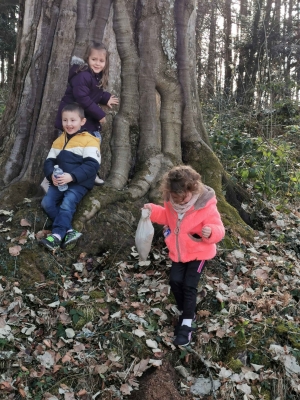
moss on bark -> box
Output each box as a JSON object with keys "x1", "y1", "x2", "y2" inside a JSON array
[{"x1": 183, "y1": 140, "x2": 254, "y2": 242}]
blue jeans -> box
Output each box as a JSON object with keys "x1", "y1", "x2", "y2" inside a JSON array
[
  {"x1": 92, "y1": 131, "x2": 102, "y2": 143},
  {"x1": 41, "y1": 185, "x2": 88, "y2": 239}
]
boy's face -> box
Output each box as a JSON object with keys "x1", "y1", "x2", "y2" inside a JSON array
[{"x1": 62, "y1": 111, "x2": 86, "y2": 135}]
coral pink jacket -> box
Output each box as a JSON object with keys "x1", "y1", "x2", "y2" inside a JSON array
[{"x1": 149, "y1": 186, "x2": 225, "y2": 263}]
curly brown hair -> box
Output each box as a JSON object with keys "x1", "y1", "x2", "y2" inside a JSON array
[
  {"x1": 79, "y1": 42, "x2": 109, "y2": 88},
  {"x1": 160, "y1": 165, "x2": 204, "y2": 201}
]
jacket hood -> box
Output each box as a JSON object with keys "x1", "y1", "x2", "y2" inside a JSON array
[
  {"x1": 194, "y1": 185, "x2": 216, "y2": 210},
  {"x1": 68, "y1": 56, "x2": 87, "y2": 81},
  {"x1": 71, "y1": 56, "x2": 86, "y2": 67},
  {"x1": 68, "y1": 56, "x2": 103, "y2": 83}
]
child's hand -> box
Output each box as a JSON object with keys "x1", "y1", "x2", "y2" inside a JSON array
[
  {"x1": 202, "y1": 226, "x2": 212, "y2": 238},
  {"x1": 107, "y1": 95, "x2": 119, "y2": 108},
  {"x1": 52, "y1": 174, "x2": 59, "y2": 186},
  {"x1": 55, "y1": 173, "x2": 73, "y2": 186},
  {"x1": 99, "y1": 117, "x2": 106, "y2": 124},
  {"x1": 143, "y1": 204, "x2": 152, "y2": 212}
]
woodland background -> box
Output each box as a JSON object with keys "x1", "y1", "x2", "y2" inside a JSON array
[{"x1": 0, "y1": 0, "x2": 299, "y2": 399}]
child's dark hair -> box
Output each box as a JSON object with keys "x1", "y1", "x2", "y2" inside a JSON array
[
  {"x1": 81, "y1": 42, "x2": 109, "y2": 88},
  {"x1": 62, "y1": 103, "x2": 85, "y2": 119},
  {"x1": 160, "y1": 165, "x2": 204, "y2": 201}
]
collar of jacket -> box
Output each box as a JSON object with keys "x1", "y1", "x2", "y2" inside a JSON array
[
  {"x1": 64, "y1": 129, "x2": 88, "y2": 140},
  {"x1": 166, "y1": 186, "x2": 216, "y2": 217},
  {"x1": 194, "y1": 185, "x2": 215, "y2": 210}
]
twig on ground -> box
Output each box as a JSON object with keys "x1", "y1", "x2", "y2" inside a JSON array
[{"x1": 184, "y1": 346, "x2": 217, "y2": 400}]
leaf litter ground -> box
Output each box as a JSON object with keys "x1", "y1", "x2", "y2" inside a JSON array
[{"x1": 0, "y1": 199, "x2": 300, "y2": 399}]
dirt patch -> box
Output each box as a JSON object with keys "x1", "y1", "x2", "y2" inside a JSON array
[{"x1": 128, "y1": 362, "x2": 193, "y2": 400}]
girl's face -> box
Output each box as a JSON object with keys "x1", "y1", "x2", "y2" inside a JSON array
[
  {"x1": 88, "y1": 49, "x2": 106, "y2": 74},
  {"x1": 171, "y1": 191, "x2": 193, "y2": 205}
]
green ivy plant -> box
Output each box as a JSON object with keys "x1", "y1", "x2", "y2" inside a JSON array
[{"x1": 210, "y1": 127, "x2": 300, "y2": 199}]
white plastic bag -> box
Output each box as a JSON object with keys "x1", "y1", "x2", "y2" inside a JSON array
[{"x1": 135, "y1": 208, "x2": 154, "y2": 261}]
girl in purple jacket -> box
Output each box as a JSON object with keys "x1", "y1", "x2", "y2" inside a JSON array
[{"x1": 55, "y1": 43, "x2": 119, "y2": 184}]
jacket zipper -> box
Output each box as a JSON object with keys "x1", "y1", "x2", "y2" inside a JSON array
[
  {"x1": 173, "y1": 208, "x2": 196, "y2": 262},
  {"x1": 62, "y1": 131, "x2": 82, "y2": 150},
  {"x1": 174, "y1": 214, "x2": 187, "y2": 262}
]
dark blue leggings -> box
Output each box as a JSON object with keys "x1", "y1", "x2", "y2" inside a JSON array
[{"x1": 169, "y1": 260, "x2": 205, "y2": 319}]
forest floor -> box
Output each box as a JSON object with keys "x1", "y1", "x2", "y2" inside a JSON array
[{"x1": 0, "y1": 194, "x2": 300, "y2": 400}]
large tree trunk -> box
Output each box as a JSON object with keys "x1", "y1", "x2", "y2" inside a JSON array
[{"x1": 0, "y1": 0, "x2": 251, "y2": 264}]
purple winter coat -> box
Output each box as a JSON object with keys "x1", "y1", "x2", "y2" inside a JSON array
[{"x1": 55, "y1": 63, "x2": 111, "y2": 133}]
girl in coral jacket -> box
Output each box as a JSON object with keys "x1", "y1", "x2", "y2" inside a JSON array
[{"x1": 143, "y1": 165, "x2": 225, "y2": 346}]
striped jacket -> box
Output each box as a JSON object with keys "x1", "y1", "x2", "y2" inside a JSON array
[{"x1": 44, "y1": 130, "x2": 100, "y2": 190}]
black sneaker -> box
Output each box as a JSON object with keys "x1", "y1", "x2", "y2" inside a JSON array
[
  {"x1": 174, "y1": 315, "x2": 184, "y2": 336},
  {"x1": 173, "y1": 325, "x2": 192, "y2": 346},
  {"x1": 174, "y1": 315, "x2": 197, "y2": 336},
  {"x1": 39, "y1": 234, "x2": 61, "y2": 250},
  {"x1": 61, "y1": 230, "x2": 82, "y2": 249}
]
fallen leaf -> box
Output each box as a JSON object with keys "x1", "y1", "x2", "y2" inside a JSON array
[
  {"x1": 18, "y1": 388, "x2": 26, "y2": 398},
  {"x1": 53, "y1": 365, "x2": 62, "y2": 373},
  {"x1": 108, "y1": 352, "x2": 121, "y2": 362},
  {"x1": 133, "y1": 329, "x2": 146, "y2": 337},
  {"x1": 62, "y1": 353, "x2": 72, "y2": 363},
  {"x1": 65, "y1": 328, "x2": 75, "y2": 338},
  {"x1": 0, "y1": 210, "x2": 13, "y2": 216},
  {"x1": 64, "y1": 393, "x2": 76, "y2": 400},
  {"x1": 94, "y1": 364, "x2": 109, "y2": 375},
  {"x1": 133, "y1": 358, "x2": 150, "y2": 377},
  {"x1": 231, "y1": 250, "x2": 245, "y2": 259},
  {"x1": 30, "y1": 365, "x2": 46, "y2": 377},
  {"x1": 9, "y1": 245, "x2": 22, "y2": 256},
  {"x1": 148, "y1": 359, "x2": 162, "y2": 367},
  {"x1": 111, "y1": 311, "x2": 121, "y2": 318},
  {"x1": 236, "y1": 383, "x2": 251, "y2": 395},
  {"x1": 20, "y1": 218, "x2": 31, "y2": 227},
  {"x1": 37, "y1": 351, "x2": 55, "y2": 369},
  {"x1": 146, "y1": 339, "x2": 158, "y2": 349},
  {"x1": 251, "y1": 363, "x2": 264, "y2": 371},
  {"x1": 77, "y1": 389, "x2": 87, "y2": 397},
  {"x1": 73, "y1": 342, "x2": 85, "y2": 352},
  {"x1": 219, "y1": 367, "x2": 232, "y2": 379},
  {"x1": 0, "y1": 381, "x2": 14, "y2": 392},
  {"x1": 253, "y1": 268, "x2": 269, "y2": 281},
  {"x1": 198, "y1": 310, "x2": 211, "y2": 317},
  {"x1": 120, "y1": 384, "x2": 132, "y2": 395}
]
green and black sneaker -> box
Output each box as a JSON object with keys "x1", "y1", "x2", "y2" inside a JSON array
[
  {"x1": 39, "y1": 234, "x2": 61, "y2": 251},
  {"x1": 61, "y1": 230, "x2": 82, "y2": 250}
]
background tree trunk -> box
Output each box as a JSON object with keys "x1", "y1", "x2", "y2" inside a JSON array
[
  {"x1": 204, "y1": 2, "x2": 216, "y2": 99},
  {"x1": 223, "y1": 0, "x2": 233, "y2": 99}
]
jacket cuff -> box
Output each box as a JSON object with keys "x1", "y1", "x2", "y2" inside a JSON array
[
  {"x1": 70, "y1": 173, "x2": 77, "y2": 182},
  {"x1": 100, "y1": 91, "x2": 111, "y2": 105},
  {"x1": 202, "y1": 225, "x2": 225, "y2": 244}
]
